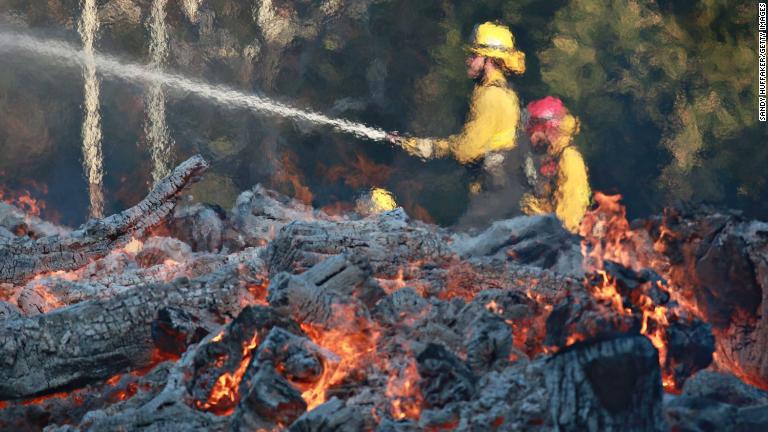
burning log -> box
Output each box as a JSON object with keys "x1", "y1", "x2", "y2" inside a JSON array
[
  {"x1": 0, "y1": 362, "x2": 176, "y2": 432},
  {"x1": 187, "y1": 306, "x2": 303, "y2": 415},
  {"x1": 544, "y1": 335, "x2": 665, "y2": 431},
  {"x1": 12, "y1": 250, "x2": 228, "y2": 316},
  {"x1": 231, "y1": 364, "x2": 307, "y2": 431},
  {"x1": 642, "y1": 207, "x2": 768, "y2": 389},
  {"x1": 0, "y1": 262, "x2": 253, "y2": 400},
  {"x1": 0, "y1": 155, "x2": 208, "y2": 285}
]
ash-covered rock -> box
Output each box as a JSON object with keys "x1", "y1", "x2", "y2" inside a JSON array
[{"x1": 170, "y1": 203, "x2": 226, "y2": 252}]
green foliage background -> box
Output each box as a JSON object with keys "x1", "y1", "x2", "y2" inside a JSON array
[
  {"x1": 0, "y1": 0, "x2": 765, "y2": 224},
  {"x1": 404, "y1": 0, "x2": 764, "y2": 218}
]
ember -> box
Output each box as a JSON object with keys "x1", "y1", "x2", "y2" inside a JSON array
[
  {"x1": 196, "y1": 334, "x2": 260, "y2": 414},
  {"x1": 1, "y1": 158, "x2": 767, "y2": 431}
]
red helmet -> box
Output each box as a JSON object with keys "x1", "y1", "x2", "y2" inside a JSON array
[{"x1": 527, "y1": 96, "x2": 567, "y2": 121}]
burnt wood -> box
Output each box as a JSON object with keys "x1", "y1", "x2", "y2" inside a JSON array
[{"x1": 0, "y1": 156, "x2": 208, "y2": 285}]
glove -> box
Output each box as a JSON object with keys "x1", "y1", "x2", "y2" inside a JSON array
[
  {"x1": 400, "y1": 137, "x2": 435, "y2": 160},
  {"x1": 386, "y1": 132, "x2": 404, "y2": 145}
]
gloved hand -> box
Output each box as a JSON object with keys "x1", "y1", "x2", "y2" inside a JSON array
[
  {"x1": 400, "y1": 137, "x2": 435, "y2": 160},
  {"x1": 386, "y1": 132, "x2": 404, "y2": 146}
]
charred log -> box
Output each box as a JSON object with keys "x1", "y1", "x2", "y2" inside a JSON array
[
  {"x1": 287, "y1": 397, "x2": 376, "y2": 432},
  {"x1": 266, "y1": 209, "x2": 454, "y2": 277},
  {"x1": 231, "y1": 364, "x2": 307, "y2": 431},
  {"x1": 0, "y1": 262, "x2": 251, "y2": 400},
  {"x1": 544, "y1": 335, "x2": 665, "y2": 432},
  {"x1": 645, "y1": 208, "x2": 768, "y2": 388},
  {"x1": 267, "y1": 253, "x2": 376, "y2": 329},
  {"x1": 169, "y1": 203, "x2": 226, "y2": 252},
  {"x1": 151, "y1": 307, "x2": 212, "y2": 357},
  {"x1": 0, "y1": 156, "x2": 209, "y2": 285},
  {"x1": 416, "y1": 343, "x2": 476, "y2": 409},
  {"x1": 225, "y1": 184, "x2": 328, "y2": 250}
]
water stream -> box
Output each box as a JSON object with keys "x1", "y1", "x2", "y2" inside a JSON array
[
  {"x1": 76, "y1": 0, "x2": 104, "y2": 218},
  {"x1": 145, "y1": 0, "x2": 174, "y2": 185},
  {"x1": 0, "y1": 30, "x2": 389, "y2": 143}
]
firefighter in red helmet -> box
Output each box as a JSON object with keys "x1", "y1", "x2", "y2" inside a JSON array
[{"x1": 521, "y1": 96, "x2": 591, "y2": 232}]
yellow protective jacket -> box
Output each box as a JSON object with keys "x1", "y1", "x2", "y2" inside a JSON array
[
  {"x1": 520, "y1": 128, "x2": 591, "y2": 233},
  {"x1": 420, "y1": 69, "x2": 521, "y2": 164}
]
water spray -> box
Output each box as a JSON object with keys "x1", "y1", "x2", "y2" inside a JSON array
[
  {"x1": 76, "y1": 1, "x2": 104, "y2": 218},
  {"x1": 0, "y1": 30, "x2": 390, "y2": 142},
  {"x1": 145, "y1": 0, "x2": 175, "y2": 185}
]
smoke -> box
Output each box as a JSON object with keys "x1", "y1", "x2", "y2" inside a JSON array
[
  {"x1": 77, "y1": 0, "x2": 104, "y2": 218},
  {"x1": 0, "y1": 31, "x2": 389, "y2": 142},
  {"x1": 145, "y1": 0, "x2": 174, "y2": 185}
]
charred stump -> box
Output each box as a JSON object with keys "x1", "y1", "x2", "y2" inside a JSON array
[{"x1": 544, "y1": 335, "x2": 665, "y2": 432}]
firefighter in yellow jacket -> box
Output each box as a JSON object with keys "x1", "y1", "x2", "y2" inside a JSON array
[
  {"x1": 521, "y1": 96, "x2": 590, "y2": 232},
  {"x1": 387, "y1": 22, "x2": 525, "y2": 192}
]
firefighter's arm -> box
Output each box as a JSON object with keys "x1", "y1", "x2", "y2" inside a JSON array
[
  {"x1": 554, "y1": 147, "x2": 591, "y2": 233},
  {"x1": 445, "y1": 87, "x2": 518, "y2": 164},
  {"x1": 397, "y1": 87, "x2": 518, "y2": 163}
]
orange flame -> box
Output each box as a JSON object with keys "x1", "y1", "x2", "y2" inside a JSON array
[
  {"x1": 0, "y1": 186, "x2": 46, "y2": 217},
  {"x1": 298, "y1": 304, "x2": 381, "y2": 411},
  {"x1": 195, "y1": 333, "x2": 260, "y2": 415},
  {"x1": 385, "y1": 357, "x2": 423, "y2": 420},
  {"x1": 579, "y1": 193, "x2": 684, "y2": 391}
]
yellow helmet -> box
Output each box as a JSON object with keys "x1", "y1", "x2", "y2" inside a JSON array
[
  {"x1": 469, "y1": 22, "x2": 526, "y2": 75},
  {"x1": 356, "y1": 187, "x2": 398, "y2": 215}
]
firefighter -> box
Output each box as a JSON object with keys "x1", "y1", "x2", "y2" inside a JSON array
[
  {"x1": 387, "y1": 21, "x2": 526, "y2": 192},
  {"x1": 521, "y1": 96, "x2": 591, "y2": 233}
]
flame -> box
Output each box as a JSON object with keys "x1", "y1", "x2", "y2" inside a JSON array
[
  {"x1": 385, "y1": 357, "x2": 423, "y2": 420},
  {"x1": 578, "y1": 193, "x2": 692, "y2": 391},
  {"x1": 485, "y1": 300, "x2": 502, "y2": 314},
  {"x1": 195, "y1": 333, "x2": 260, "y2": 415},
  {"x1": 0, "y1": 183, "x2": 47, "y2": 218},
  {"x1": 591, "y1": 270, "x2": 629, "y2": 314},
  {"x1": 319, "y1": 152, "x2": 393, "y2": 189},
  {"x1": 298, "y1": 305, "x2": 380, "y2": 411},
  {"x1": 271, "y1": 152, "x2": 313, "y2": 205}
]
